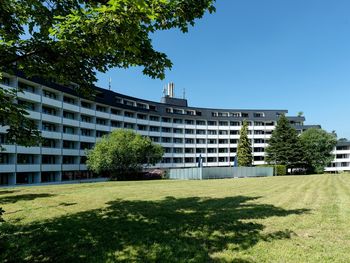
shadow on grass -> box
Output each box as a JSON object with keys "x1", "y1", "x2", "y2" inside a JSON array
[
  {"x1": 0, "y1": 193, "x2": 55, "y2": 204},
  {"x1": 0, "y1": 196, "x2": 309, "y2": 262},
  {"x1": 0, "y1": 190, "x2": 19, "y2": 196}
]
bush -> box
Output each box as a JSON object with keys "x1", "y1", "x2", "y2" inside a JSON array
[
  {"x1": 0, "y1": 207, "x2": 4, "y2": 222},
  {"x1": 261, "y1": 165, "x2": 287, "y2": 176}
]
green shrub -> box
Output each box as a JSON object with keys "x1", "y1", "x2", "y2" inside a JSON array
[
  {"x1": 261, "y1": 165, "x2": 287, "y2": 176},
  {"x1": 0, "y1": 207, "x2": 4, "y2": 222}
]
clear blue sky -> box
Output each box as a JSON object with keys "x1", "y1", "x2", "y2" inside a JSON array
[{"x1": 96, "y1": 0, "x2": 350, "y2": 139}]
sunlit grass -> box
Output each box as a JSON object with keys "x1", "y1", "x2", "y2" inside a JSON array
[{"x1": 1, "y1": 174, "x2": 350, "y2": 262}]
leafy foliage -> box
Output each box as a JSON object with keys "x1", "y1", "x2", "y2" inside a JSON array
[
  {"x1": 0, "y1": 0, "x2": 216, "y2": 89},
  {"x1": 86, "y1": 129, "x2": 164, "y2": 179},
  {"x1": 0, "y1": 0, "x2": 215, "y2": 146},
  {"x1": 265, "y1": 114, "x2": 305, "y2": 170},
  {"x1": 0, "y1": 207, "x2": 4, "y2": 222},
  {"x1": 237, "y1": 120, "x2": 252, "y2": 166},
  {"x1": 0, "y1": 78, "x2": 41, "y2": 149},
  {"x1": 300, "y1": 128, "x2": 337, "y2": 174}
]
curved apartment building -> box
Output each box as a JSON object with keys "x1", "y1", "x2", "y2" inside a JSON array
[{"x1": 0, "y1": 74, "x2": 317, "y2": 185}]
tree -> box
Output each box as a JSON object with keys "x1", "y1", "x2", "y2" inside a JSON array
[
  {"x1": 300, "y1": 128, "x2": 337, "y2": 174},
  {"x1": 0, "y1": 0, "x2": 215, "y2": 146},
  {"x1": 86, "y1": 129, "x2": 164, "y2": 179},
  {"x1": 265, "y1": 114, "x2": 304, "y2": 171},
  {"x1": 1, "y1": 0, "x2": 215, "y2": 89},
  {"x1": 0, "y1": 79, "x2": 41, "y2": 149},
  {"x1": 237, "y1": 120, "x2": 252, "y2": 166}
]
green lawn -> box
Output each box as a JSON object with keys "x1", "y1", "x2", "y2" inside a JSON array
[{"x1": 1, "y1": 174, "x2": 350, "y2": 262}]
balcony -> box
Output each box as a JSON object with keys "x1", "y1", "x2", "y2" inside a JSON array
[
  {"x1": 27, "y1": 110, "x2": 41, "y2": 120},
  {"x1": 63, "y1": 102, "x2": 80, "y2": 113},
  {"x1": 62, "y1": 118, "x2": 79, "y2": 127},
  {"x1": 96, "y1": 124, "x2": 110, "y2": 132},
  {"x1": 0, "y1": 145, "x2": 15, "y2": 153},
  {"x1": 95, "y1": 111, "x2": 110, "y2": 119},
  {"x1": 80, "y1": 122, "x2": 95, "y2": 129},
  {"x1": 17, "y1": 146, "x2": 40, "y2": 154},
  {"x1": 41, "y1": 147, "x2": 62, "y2": 155},
  {"x1": 80, "y1": 107, "x2": 95, "y2": 116},
  {"x1": 62, "y1": 133, "x2": 79, "y2": 141},
  {"x1": 62, "y1": 149, "x2": 80, "y2": 156},
  {"x1": 42, "y1": 131, "x2": 62, "y2": 139},
  {"x1": 17, "y1": 91, "x2": 41, "y2": 102},
  {"x1": 42, "y1": 113, "x2": 61, "y2": 124},
  {"x1": 62, "y1": 164, "x2": 80, "y2": 171},
  {"x1": 0, "y1": 164, "x2": 16, "y2": 173},
  {"x1": 41, "y1": 164, "x2": 61, "y2": 172},
  {"x1": 42, "y1": 96, "x2": 62, "y2": 108},
  {"x1": 17, "y1": 164, "x2": 41, "y2": 172}
]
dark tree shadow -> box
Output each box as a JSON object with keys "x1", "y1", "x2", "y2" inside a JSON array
[
  {"x1": 0, "y1": 193, "x2": 55, "y2": 204},
  {"x1": 0, "y1": 196, "x2": 309, "y2": 262},
  {"x1": 0, "y1": 190, "x2": 19, "y2": 196}
]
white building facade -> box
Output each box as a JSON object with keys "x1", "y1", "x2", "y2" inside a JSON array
[
  {"x1": 0, "y1": 74, "x2": 326, "y2": 185},
  {"x1": 325, "y1": 141, "x2": 350, "y2": 173}
]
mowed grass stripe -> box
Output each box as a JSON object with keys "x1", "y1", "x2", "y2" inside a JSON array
[{"x1": 1, "y1": 174, "x2": 350, "y2": 262}]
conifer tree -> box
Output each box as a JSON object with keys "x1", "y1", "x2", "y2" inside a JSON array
[
  {"x1": 265, "y1": 114, "x2": 304, "y2": 171},
  {"x1": 237, "y1": 120, "x2": 253, "y2": 166}
]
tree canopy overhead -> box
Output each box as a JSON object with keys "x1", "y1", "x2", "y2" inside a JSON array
[{"x1": 0, "y1": 0, "x2": 216, "y2": 90}]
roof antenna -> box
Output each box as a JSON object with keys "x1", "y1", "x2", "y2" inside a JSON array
[
  {"x1": 108, "y1": 77, "x2": 112, "y2": 90},
  {"x1": 183, "y1": 88, "x2": 186, "y2": 99}
]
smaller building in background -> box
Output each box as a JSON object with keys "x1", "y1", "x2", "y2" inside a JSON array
[{"x1": 326, "y1": 141, "x2": 350, "y2": 173}]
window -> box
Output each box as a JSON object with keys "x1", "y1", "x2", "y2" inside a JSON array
[
  {"x1": 81, "y1": 129, "x2": 92, "y2": 136},
  {"x1": 185, "y1": 157, "x2": 194, "y2": 163},
  {"x1": 230, "y1": 112, "x2": 240, "y2": 117},
  {"x1": 43, "y1": 90, "x2": 57, "y2": 99},
  {"x1": 208, "y1": 139, "x2": 217, "y2": 144},
  {"x1": 173, "y1": 128, "x2": 183, "y2": 134},
  {"x1": 81, "y1": 142, "x2": 93, "y2": 150},
  {"x1": 150, "y1": 136, "x2": 159, "y2": 142},
  {"x1": 137, "y1": 114, "x2": 147, "y2": 120},
  {"x1": 111, "y1": 121, "x2": 121, "y2": 127},
  {"x1": 219, "y1": 130, "x2": 228, "y2": 135},
  {"x1": 196, "y1": 130, "x2": 206, "y2": 135},
  {"x1": 63, "y1": 156, "x2": 75, "y2": 164},
  {"x1": 173, "y1": 158, "x2": 183, "y2": 163},
  {"x1": 185, "y1": 138, "x2": 194, "y2": 144},
  {"x1": 150, "y1": 126, "x2": 160, "y2": 132},
  {"x1": 137, "y1": 125, "x2": 147, "y2": 131},
  {"x1": 42, "y1": 155, "x2": 56, "y2": 164},
  {"x1": 81, "y1": 101, "x2": 92, "y2": 109},
  {"x1": 219, "y1": 139, "x2": 228, "y2": 144},
  {"x1": 230, "y1": 139, "x2": 238, "y2": 144},
  {"x1": 185, "y1": 148, "x2": 194, "y2": 153},
  {"x1": 123, "y1": 100, "x2": 135, "y2": 106},
  {"x1": 18, "y1": 82, "x2": 35, "y2": 93},
  {"x1": 96, "y1": 105, "x2": 107, "y2": 112},
  {"x1": 63, "y1": 111, "x2": 75, "y2": 120},
  {"x1": 96, "y1": 130, "x2": 108, "y2": 137},
  {"x1": 96, "y1": 118, "x2": 107, "y2": 125},
  {"x1": 173, "y1": 108, "x2": 183, "y2": 114},
  {"x1": 17, "y1": 154, "x2": 35, "y2": 164},
  {"x1": 254, "y1": 112, "x2": 264, "y2": 118},
  {"x1": 1, "y1": 77, "x2": 10, "y2": 86},
  {"x1": 162, "y1": 127, "x2": 171, "y2": 133},
  {"x1": 162, "y1": 117, "x2": 171, "y2": 123},
  {"x1": 124, "y1": 111, "x2": 134, "y2": 118},
  {"x1": 150, "y1": 115, "x2": 160, "y2": 121},
  {"x1": 185, "y1": 119, "x2": 194, "y2": 125},
  {"x1": 162, "y1": 137, "x2": 172, "y2": 143},
  {"x1": 42, "y1": 106, "x2": 57, "y2": 115},
  {"x1": 207, "y1": 148, "x2": 216, "y2": 153},
  {"x1": 124, "y1": 122, "x2": 134, "y2": 129},
  {"x1": 63, "y1": 96, "x2": 76, "y2": 104},
  {"x1": 63, "y1": 140, "x2": 75, "y2": 149},
  {"x1": 230, "y1": 121, "x2": 240, "y2": 126},
  {"x1": 196, "y1": 148, "x2": 206, "y2": 153},
  {"x1": 173, "y1": 118, "x2": 183, "y2": 124},
  {"x1": 208, "y1": 130, "x2": 217, "y2": 135},
  {"x1": 0, "y1": 153, "x2": 9, "y2": 164},
  {"x1": 137, "y1": 103, "x2": 148, "y2": 109},
  {"x1": 230, "y1": 130, "x2": 239, "y2": 135},
  {"x1": 208, "y1": 121, "x2": 217, "y2": 126},
  {"x1": 42, "y1": 139, "x2": 56, "y2": 148},
  {"x1": 196, "y1": 120, "x2": 206, "y2": 125},
  {"x1": 219, "y1": 121, "x2": 228, "y2": 126},
  {"x1": 218, "y1": 148, "x2": 228, "y2": 153},
  {"x1": 111, "y1": 108, "x2": 121, "y2": 115},
  {"x1": 173, "y1": 138, "x2": 183, "y2": 144},
  {"x1": 173, "y1": 148, "x2": 183, "y2": 153},
  {"x1": 196, "y1": 139, "x2": 206, "y2": 144},
  {"x1": 185, "y1": 129, "x2": 194, "y2": 134},
  {"x1": 18, "y1": 100, "x2": 35, "y2": 111},
  {"x1": 241, "y1": 112, "x2": 249, "y2": 118},
  {"x1": 42, "y1": 122, "x2": 56, "y2": 132},
  {"x1": 207, "y1": 157, "x2": 217, "y2": 163},
  {"x1": 81, "y1": 115, "x2": 91, "y2": 123},
  {"x1": 63, "y1": 126, "x2": 75, "y2": 134}
]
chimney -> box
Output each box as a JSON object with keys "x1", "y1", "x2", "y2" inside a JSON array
[{"x1": 167, "y1": 82, "x2": 175, "y2": 98}]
